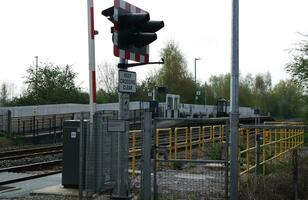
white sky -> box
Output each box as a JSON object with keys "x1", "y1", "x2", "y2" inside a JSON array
[{"x1": 1, "y1": 0, "x2": 308, "y2": 95}]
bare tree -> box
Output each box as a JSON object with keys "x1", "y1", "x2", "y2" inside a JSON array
[{"x1": 97, "y1": 61, "x2": 118, "y2": 93}]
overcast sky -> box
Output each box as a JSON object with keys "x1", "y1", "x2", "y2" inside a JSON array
[{"x1": 1, "y1": 0, "x2": 308, "y2": 96}]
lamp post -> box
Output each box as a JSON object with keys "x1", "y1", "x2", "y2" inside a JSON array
[
  {"x1": 34, "y1": 56, "x2": 38, "y2": 102},
  {"x1": 194, "y1": 58, "x2": 201, "y2": 104}
]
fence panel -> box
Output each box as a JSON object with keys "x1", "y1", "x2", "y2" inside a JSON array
[
  {"x1": 239, "y1": 124, "x2": 305, "y2": 177},
  {"x1": 154, "y1": 121, "x2": 230, "y2": 200},
  {"x1": 155, "y1": 159, "x2": 227, "y2": 200}
]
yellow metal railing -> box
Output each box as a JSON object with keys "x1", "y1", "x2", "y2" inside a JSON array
[
  {"x1": 174, "y1": 127, "x2": 188, "y2": 159},
  {"x1": 129, "y1": 122, "x2": 304, "y2": 178},
  {"x1": 129, "y1": 130, "x2": 142, "y2": 177},
  {"x1": 239, "y1": 124, "x2": 304, "y2": 176},
  {"x1": 156, "y1": 128, "x2": 173, "y2": 160}
]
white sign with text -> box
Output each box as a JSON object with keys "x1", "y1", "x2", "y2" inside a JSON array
[{"x1": 118, "y1": 70, "x2": 136, "y2": 93}]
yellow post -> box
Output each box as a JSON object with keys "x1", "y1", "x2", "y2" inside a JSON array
[
  {"x1": 185, "y1": 128, "x2": 188, "y2": 159},
  {"x1": 169, "y1": 129, "x2": 172, "y2": 159},
  {"x1": 296, "y1": 129, "x2": 299, "y2": 147},
  {"x1": 174, "y1": 128, "x2": 178, "y2": 159},
  {"x1": 279, "y1": 129, "x2": 283, "y2": 160},
  {"x1": 289, "y1": 128, "x2": 292, "y2": 149},
  {"x1": 190, "y1": 127, "x2": 192, "y2": 159},
  {"x1": 202, "y1": 126, "x2": 205, "y2": 156},
  {"x1": 156, "y1": 129, "x2": 159, "y2": 166},
  {"x1": 269, "y1": 129, "x2": 272, "y2": 166},
  {"x1": 274, "y1": 129, "x2": 277, "y2": 159},
  {"x1": 219, "y1": 125, "x2": 222, "y2": 143},
  {"x1": 298, "y1": 129, "x2": 300, "y2": 147},
  {"x1": 198, "y1": 127, "x2": 201, "y2": 158},
  {"x1": 288, "y1": 128, "x2": 291, "y2": 153},
  {"x1": 222, "y1": 125, "x2": 225, "y2": 142},
  {"x1": 132, "y1": 131, "x2": 136, "y2": 177},
  {"x1": 240, "y1": 128, "x2": 244, "y2": 146},
  {"x1": 302, "y1": 128, "x2": 304, "y2": 147},
  {"x1": 284, "y1": 128, "x2": 287, "y2": 158},
  {"x1": 156, "y1": 129, "x2": 159, "y2": 149},
  {"x1": 255, "y1": 128, "x2": 258, "y2": 170},
  {"x1": 262, "y1": 128, "x2": 266, "y2": 175},
  {"x1": 210, "y1": 126, "x2": 213, "y2": 143}
]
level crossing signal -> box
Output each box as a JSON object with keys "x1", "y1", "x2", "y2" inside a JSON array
[{"x1": 102, "y1": 0, "x2": 164, "y2": 63}]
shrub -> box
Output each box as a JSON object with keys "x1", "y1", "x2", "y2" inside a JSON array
[
  {"x1": 172, "y1": 161, "x2": 183, "y2": 170},
  {"x1": 239, "y1": 151, "x2": 308, "y2": 200},
  {"x1": 206, "y1": 143, "x2": 223, "y2": 160}
]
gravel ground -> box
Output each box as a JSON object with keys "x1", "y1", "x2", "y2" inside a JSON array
[
  {"x1": 0, "y1": 154, "x2": 62, "y2": 168},
  {"x1": 0, "y1": 194, "x2": 78, "y2": 200},
  {"x1": 0, "y1": 143, "x2": 62, "y2": 152},
  {"x1": 130, "y1": 163, "x2": 226, "y2": 200}
]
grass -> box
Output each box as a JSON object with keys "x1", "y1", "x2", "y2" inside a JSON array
[
  {"x1": 239, "y1": 151, "x2": 308, "y2": 200},
  {"x1": 172, "y1": 160, "x2": 183, "y2": 170},
  {"x1": 0, "y1": 133, "x2": 24, "y2": 147},
  {"x1": 0, "y1": 136, "x2": 11, "y2": 147},
  {"x1": 206, "y1": 143, "x2": 223, "y2": 160}
]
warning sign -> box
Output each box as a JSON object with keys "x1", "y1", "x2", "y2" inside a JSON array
[{"x1": 118, "y1": 70, "x2": 136, "y2": 93}]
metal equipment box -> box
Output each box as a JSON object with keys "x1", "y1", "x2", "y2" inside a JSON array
[{"x1": 62, "y1": 120, "x2": 87, "y2": 188}]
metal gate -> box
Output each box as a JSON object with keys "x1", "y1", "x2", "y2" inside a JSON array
[{"x1": 153, "y1": 120, "x2": 230, "y2": 200}]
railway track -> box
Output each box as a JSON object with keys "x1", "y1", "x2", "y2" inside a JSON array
[
  {"x1": 0, "y1": 144, "x2": 63, "y2": 158},
  {"x1": 0, "y1": 145, "x2": 63, "y2": 185},
  {"x1": 0, "y1": 161, "x2": 62, "y2": 186}
]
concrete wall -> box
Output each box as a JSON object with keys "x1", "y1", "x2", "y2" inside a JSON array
[
  {"x1": 0, "y1": 101, "x2": 150, "y2": 118},
  {"x1": 0, "y1": 101, "x2": 254, "y2": 118}
]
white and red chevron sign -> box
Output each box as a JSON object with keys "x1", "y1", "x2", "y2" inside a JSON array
[{"x1": 113, "y1": 0, "x2": 149, "y2": 63}]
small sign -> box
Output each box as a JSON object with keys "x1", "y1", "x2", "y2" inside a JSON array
[
  {"x1": 71, "y1": 132, "x2": 77, "y2": 138},
  {"x1": 107, "y1": 120, "x2": 125, "y2": 132},
  {"x1": 32, "y1": 106, "x2": 37, "y2": 115},
  {"x1": 118, "y1": 70, "x2": 136, "y2": 93}
]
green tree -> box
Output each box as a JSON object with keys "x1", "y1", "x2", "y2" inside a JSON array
[
  {"x1": 9, "y1": 62, "x2": 88, "y2": 105},
  {"x1": 251, "y1": 73, "x2": 272, "y2": 114},
  {"x1": 208, "y1": 74, "x2": 230, "y2": 100},
  {"x1": 270, "y1": 80, "x2": 305, "y2": 119},
  {"x1": 239, "y1": 74, "x2": 254, "y2": 107},
  {"x1": 286, "y1": 35, "x2": 308, "y2": 91},
  {"x1": 0, "y1": 83, "x2": 8, "y2": 106},
  {"x1": 157, "y1": 40, "x2": 195, "y2": 103}
]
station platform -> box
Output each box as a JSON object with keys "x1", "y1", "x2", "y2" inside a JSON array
[
  {"x1": 0, "y1": 173, "x2": 61, "y2": 199},
  {"x1": 0, "y1": 172, "x2": 110, "y2": 200}
]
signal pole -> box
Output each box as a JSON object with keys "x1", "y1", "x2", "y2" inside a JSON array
[
  {"x1": 116, "y1": 58, "x2": 130, "y2": 198},
  {"x1": 230, "y1": 0, "x2": 239, "y2": 199}
]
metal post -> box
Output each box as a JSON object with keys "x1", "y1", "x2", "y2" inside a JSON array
[
  {"x1": 7, "y1": 110, "x2": 11, "y2": 137},
  {"x1": 293, "y1": 149, "x2": 298, "y2": 200},
  {"x1": 153, "y1": 87, "x2": 156, "y2": 101},
  {"x1": 230, "y1": 0, "x2": 239, "y2": 199},
  {"x1": 79, "y1": 113, "x2": 84, "y2": 200},
  {"x1": 35, "y1": 56, "x2": 38, "y2": 103},
  {"x1": 256, "y1": 131, "x2": 261, "y2": 175},
  {"x1": 224, "y1": 120, "x2": 230, "y2": 200},
  {"x1": 194, "y1": 58, "x2": 201, "y2": 104},
  {"x1": 114, "y1": 58, "x2": 129, "y2": 198},
  {"x1": 153, "y1": 119, "x2": 158, "y2": 200},
  {"x1": 194, "y1": 59, "x2": 196, "y2": 102},
  {"x1": 142, "y1": 112, "x2": 152, "y2": 200}
]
